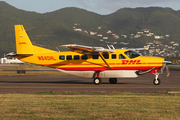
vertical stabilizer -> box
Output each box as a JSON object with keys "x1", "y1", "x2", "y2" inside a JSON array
[
  {"x1": 15, "y1": 25, "x2": 33, "y2": 55},
  {"x1": 15, "y1": 25, "x2": 57, "y2": 55}
]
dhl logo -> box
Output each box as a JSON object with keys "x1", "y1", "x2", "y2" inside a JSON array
[
  {"x1": 122, "y1": 60, "x2": 141, "y2": 65},
  {"x1": 37, "y1": 56, "x2": 56, "y2": 61},
  {"x1": 19, "y1": 42, "x2": 27, "y2": 44}
]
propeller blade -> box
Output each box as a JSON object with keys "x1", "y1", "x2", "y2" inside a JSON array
[
  {"x1": 163, "y1": 59, "x2": 171, "y2": 77},
  {"x1": 161, "y1": 63, "x2": 166, "y2": 74},
  {"x1": 166, "y1": 65, "x2": 170, "y2": 77}
]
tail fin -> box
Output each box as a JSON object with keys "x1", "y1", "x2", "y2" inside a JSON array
[
  {"x1": 15, "y1": 25, "x2": 56, "y2": 55},
  {"x1": 15, "y1": 25, "x2": 33, "y2": 55}
]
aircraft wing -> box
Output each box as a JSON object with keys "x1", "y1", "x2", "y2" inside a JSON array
[
  {"x1": 61, "y1": 44, "x2": 115, "y2": 53},
  {"x1": 61, "y1": 44, "x2": 115, "y2": 69},
  {"x1": 128, "y1": 47, "x2": 149, "y2": 51},
  {"x1": 129, "y1": 48, "x2": 147, "y2": 51}
]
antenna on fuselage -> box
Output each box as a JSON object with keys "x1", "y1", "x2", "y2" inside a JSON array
[
  {"x1": 107, "y1": 44, "x2": 111, "y2": 49},
  {"x1": 110, "y1": 45, "x2": 115, "y2": 49},
  {"x1": 56, "y1": 47, "x2": 60, "y2": 52},
  {"x1": 107, "y1": 44, "x2": 115, "y2": 49}
]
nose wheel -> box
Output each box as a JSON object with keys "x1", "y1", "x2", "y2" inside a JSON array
[
  {"x1": 153, "y1": 78, "x2": 161, "y2": 85},
  {"x1": 153, "y1": 73, "x2": 161, "y2": 85}
]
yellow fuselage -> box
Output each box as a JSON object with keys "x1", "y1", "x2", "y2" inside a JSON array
[{"x1": 17, "y1": 49, "x2": 164, "y2": 73}]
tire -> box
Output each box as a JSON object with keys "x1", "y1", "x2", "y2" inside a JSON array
[
  {"x1": 153, "y1": 78, "x2": 161, "y2": 85},
  {"x1": 94, "y1": 77, "x2": 101, "y2": 85},
  {"x1": 109, "y1": 78, "x2": 117, "y2": 84}
]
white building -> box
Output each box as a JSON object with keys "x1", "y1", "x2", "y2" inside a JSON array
[
  {"x1": 0, "y1": 52, "x2": 24, "y2": 64},
  {"x1": 1, "y1": 58, "x2": 24, "y2": 64},
  {"x1": 103, "y1": 37, "x2": 108, "y2": 39},
  {"x1": 134, "y1": 34, "x2": 141, "y2": 38},
  {"x1": 137, "y1": 32, "x2": 143, "y2": 34},
  {"x1": 97, "y1": 34, "x2": 102, "y2": 37},
  {"x1": 90, "y1": 31, "x2": 97, "y2": 35},
  {"x1": 121, "y1": 35, "x2": 127, "y2": 38},
  {"x1": 154, "y1": 36, "x2": 161, "y2": 39},
  {"x1": 107, "y1": 30, "x2": 112, "y2": 33},
  {"x1": 74, "y1": 28, "x2": 82, "y2": 32}
]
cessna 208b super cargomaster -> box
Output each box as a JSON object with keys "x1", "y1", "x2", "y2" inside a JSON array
[{"x1": 15, "y1": 25, "x2": 171, "y2": 85}]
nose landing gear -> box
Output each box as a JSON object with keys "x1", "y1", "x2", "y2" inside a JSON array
[{"x1": 153, "y1": 73, "x2": 161, "y2": 85}]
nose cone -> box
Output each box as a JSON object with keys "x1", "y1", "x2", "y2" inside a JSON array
[{"x1": 164, "y1": 59, "x2": 172, "y2": 64}]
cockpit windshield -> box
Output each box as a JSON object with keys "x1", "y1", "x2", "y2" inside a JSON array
[{"x1": 124, "y1": 50, "x2": 140, "y2": 58}]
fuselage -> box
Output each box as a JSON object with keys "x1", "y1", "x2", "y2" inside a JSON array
[{"x1": 17, "y1": 49, "x2": 164, "y2": 74}]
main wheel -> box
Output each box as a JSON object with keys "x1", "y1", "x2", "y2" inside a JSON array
[
  {"x1": 109, "y1": 78, "x2": 117, "y2": 84},
  {"x1": 153, "y1": 78, "x2": 161, "y2": 85},
  {"x1": 94, "y1": 77, "x2": 102, "y2": 85}
]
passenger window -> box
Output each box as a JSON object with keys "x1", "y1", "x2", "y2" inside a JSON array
[
  {"x1": 59, "y1": 55, "x2": 65, "y2": 60},
  {"x1": 119, "y1": 54, "x2": 126, "y2": 59},
  {"x1": 111, "y1": 54, "x2": 116, "y2": 59},
  {"x1": 81, "y1": 55, "x2": 88, "y2": 60},
  {"x1": 93, "y1": 55, "x2": 99, "y2": 59},
  {"x1": 74, "y1": 55, "x2": 80, "y2": 60},
  {"x1": 66, "y1": 55, "x2": 72, "y2": 60},
  {"x1": 103, "y1": 54, "x2": 109, "y2": 59}
]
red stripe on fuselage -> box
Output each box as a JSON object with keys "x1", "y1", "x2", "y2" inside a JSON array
[
  {"x1": 40, "y1": 63, "x2": 162, "y2": 73},
  {"x1": 41, "y1": 62, "x2": 162, "y2": 66},
  {"x1": 56, "y1": 66, "x2": 161, "y2": 71}
]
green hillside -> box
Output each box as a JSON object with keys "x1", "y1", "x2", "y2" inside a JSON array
[
  {"x1": 27, "y1": 22, "x2": 102, "y2": 50},
  {"x1": 104, "y1": 7, "x2": 180, "y2": 37},
  {"x1": 43, "y1": 7, "x2": 103, "y2": 29},
  {"x1": 0, "y1": 1, "x2": 180, "y2": 56}
]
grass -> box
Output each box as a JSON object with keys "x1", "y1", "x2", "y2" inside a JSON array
[
  {"x1": 0, "y1": 93, "x2": 179, "y2": 119},
  {"x1": 37, "y1": 90, "x2": 55, "y2": 94},
  {"x1": 0, "y1": 64, "x2": 180, "y2": 119}
]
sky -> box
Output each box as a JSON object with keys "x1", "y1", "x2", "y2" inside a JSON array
[{"x1": 1, "y1": 0, "x2": 180, "y2": 15}]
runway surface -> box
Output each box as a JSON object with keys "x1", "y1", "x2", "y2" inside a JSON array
[{"x1": 0, "y1": 66, "x2": 180, "y2": 94}]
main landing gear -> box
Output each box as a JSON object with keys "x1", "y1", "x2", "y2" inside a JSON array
[
  {"x1": 93, "y1": 77, "x2": 117, "y2": 85},
  {"x1": 93, "y1": 71, "x2": 118, "y2": 85},
  {"x1": 153, "y1": 73, "x2": 161, "y2": 85},
  {"x1": 93, "y1": 77, "x2": 102, "y2": 85},
  {"x1": 109, "y1": 78, "x2": 117, "y2": 84}
]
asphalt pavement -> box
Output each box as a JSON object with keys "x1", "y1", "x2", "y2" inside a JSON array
[{"x1": 0, "y1": 66, "x2": 180, "y2": 94}]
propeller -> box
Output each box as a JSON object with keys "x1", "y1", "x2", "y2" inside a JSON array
[{"x1": 161, "y1": 59, "x2": 171, "y2": 77}]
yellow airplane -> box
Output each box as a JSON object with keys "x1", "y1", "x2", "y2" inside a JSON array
[{"x1": 15, "y1": 25, "x2": 171, "y2": 85}]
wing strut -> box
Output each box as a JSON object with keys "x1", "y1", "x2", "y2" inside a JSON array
[{"x1": 99, "y1": 52, "x2": 111, "y2": 69}]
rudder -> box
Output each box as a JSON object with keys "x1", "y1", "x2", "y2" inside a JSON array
[
  {"x1": 15, "y1": 25, "x2": 56, "y2": 55},
  {"x1": 15, "y1": 25, "x2": 33, "y2": 55}
]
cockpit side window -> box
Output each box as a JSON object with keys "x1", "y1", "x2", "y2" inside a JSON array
[
  {"x1": 119, "y1": 54, "x2": 126, "y2": 59},
  {"x1": 59, "y1": 55, "x2": 65, "y2": 60},
  {"x1": 124, "y1": 50, "x2": 140, "y2": 58}
]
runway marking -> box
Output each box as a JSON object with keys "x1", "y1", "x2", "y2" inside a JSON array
[
  {"x1": 168, "y1": 91, "x2": 180, "y2": 94},
  {"x1": 0, "y1": 86, "x2": 180, "y2": 89}
]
